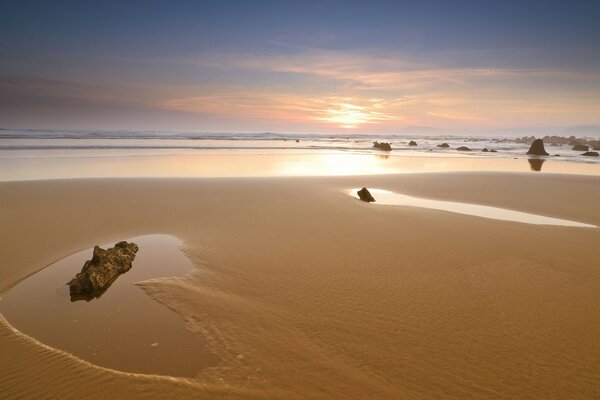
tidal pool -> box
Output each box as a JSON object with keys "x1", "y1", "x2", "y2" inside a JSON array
[
  {"x1": 350, "y1": 188, "x2": 596, "y2": 228},
  {"x1": 0, "y1": 234, "x2": 217, "y2": 376}
]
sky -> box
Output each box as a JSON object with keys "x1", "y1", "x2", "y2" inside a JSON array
[{"x1": 1, "y1": 0, "x2": 600, "y2": 134}]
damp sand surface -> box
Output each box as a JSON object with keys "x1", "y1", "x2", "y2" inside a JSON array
[
  {"x1": 350, "y1": 188, "x2": 597, "y2": 228},
  {"x1": 1, "y1": 173, "x2": 600, "y2": 399},
  {"x1": 0, "y1": 234, "x2": 217, "y2": 376}
]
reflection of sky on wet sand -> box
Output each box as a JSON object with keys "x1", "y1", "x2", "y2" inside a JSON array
[
  {"x1": 1, "y1": 150, "x2": 600, "y2": 181},
  {"x1": 350, "y1": 189, "x2": 596, "y2": 228}
]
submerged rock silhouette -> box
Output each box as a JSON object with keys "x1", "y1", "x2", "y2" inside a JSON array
[
  {"x1": 68, "y1": 241, "x2": 139, "y2": 301},
  {"x1": 408, "y1": 140, "x2": 417, "y2": 146},
  {"x1": 581, "y1": 151, "x2": 599, "y2": 157},
  {"x1": 456, "y1": 146, "x2": 471, "y2": 151},
  {"x1": 357, "y1": 187, "x2": 375, "y2": 202},
  {"x1": 526, "y1": 139, "x2": 549, "y2": 156},
  {"x1": 572, "y1": 144, "x2": 589, "y2": 151},
  {"x1": 437, "y1": 143, "x2": 450, "y2": 148}
]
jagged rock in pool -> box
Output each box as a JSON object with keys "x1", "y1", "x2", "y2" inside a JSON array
[
  {"x1": 456, "y1": 146, "x2": 471, "y2": 151},
  {"x1": 526, "y1": 139, "x2": 549, "y2": 156},
  {"x1": 581, "y1": 151, "x2": 599, "y2": 157},
  {"x1": 373, "y1": 141, "x2": 392, "y2": 151},
  {"x1": 437, "y1": 143, "x2": 450, "y2": 148},
  {"x1": 357, "y1": 187, "x2": 375, "y2": 202},
  {"x1": 408, "y1": 140, "x2": 417, "y2": 146},
  {"x1": 68, "y1": 241, "x2": 139, "y2": 300},
  {"x1": 572, "y1": 144, "x2": 589, "y2": 151}
]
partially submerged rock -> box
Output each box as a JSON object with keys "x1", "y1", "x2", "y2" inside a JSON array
[
  {"x1": 357, "y1": 187, "x2": 375, "y2": 202},
  {"x1": 482, "y1": 148, "x2": 489, "y2": 152},
  {"x1": 68, "y1": 241, "x2": 139, "y2": 300},
  {"x1": 572, "y1": 144, "x2": 589, "y2": 151},
  {"x1": 408, "y1": 140, "x2": 417, "y2": 146},
  {"x1": 526, "y1": 139, "x2": 549, "y2": 156},
  {"x1": 456, "y1": 146, "x2": 471, "y2": 151},
  {"x1": 373, "y1": 141, "x2": 392, "y2": 151},
  {"x1": 581, "y1": 151, "x2": 599, "y2": 157},
  {"x1": 437, "y1": 143, "x2": 450, "y2": 148}
]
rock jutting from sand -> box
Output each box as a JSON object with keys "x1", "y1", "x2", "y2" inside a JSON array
[
  {"x1": 437, "y1": 143, "x2": 450, "y2": 148},
  {"x1": 456, "y1": 146, "x2": 471, "y2": 151},
  {"x1": 572, "y1": 144, "x2": 589, "y2": 151},
  {"x1": 526, "y1": 139, "x2": 549, "y2": 156},
  {"x1": 408, "y1": 140, "x2": 417, "y2": 146},
  {"x1": 581, "y1": 151, "x2": 599, "y2": 157},
  {"x1": 68, "y1": 241, "x2": 139, "y2": 300},
  {"x1": 357, "y1": 187, "x2": 375, "y2": 202},
  {"x1": 373, "y1": 141, "x2": 392, "y2": 151}
]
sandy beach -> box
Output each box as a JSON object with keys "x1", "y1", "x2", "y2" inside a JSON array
[{"x1": 1, "y1": 172, "x2": 599, "y2": 399}]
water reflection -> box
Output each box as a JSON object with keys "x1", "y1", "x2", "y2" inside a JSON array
[
  {"x1": 0, "y1": 235, "x2": 217, "y2": 376},
  {"x1": 1, "y1": 151, "x2": 600, "y2": 181},
  {"x1": 350, "y1": 188, "x2": 596, "y2": 228},
  {"x1": 528, "y1": 158, "x2": 545, "y2": 172}
]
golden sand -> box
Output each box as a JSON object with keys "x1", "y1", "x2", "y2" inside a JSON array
[{"x1": 1, "y1": 172, "x2": 599, "y2": 399}]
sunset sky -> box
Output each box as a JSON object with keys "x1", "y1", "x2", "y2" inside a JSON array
[{"x1": 1, "y1": 0, "x2": 599, "y2": 133}]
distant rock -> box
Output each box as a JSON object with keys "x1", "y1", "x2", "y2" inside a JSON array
[
  {"x1": 456, "y1": 146, "x2": 471, "y2": 151},
  {"x1": 490, "y1": 149, "x2": 497, "y2": 153},
  {"x1": 572, "y1": 144, "x2": 589, "y2": 151},
  {"x1": 437, "y1": 143, "x2": 450, "y2": 148},
  {"x1": 482, "y1": 148, "x2": 489, "y2": 152},
  {"x1": 68, "y1": 241, "x2": 139, "y2": 300},
  {"x1": 373, "y1": 141, "x2": 392, "y2": 151},
  {"x1": 296, "y1": 139, "x2": 300, "y2": 143},
  {"x1": 581, "y1": 151, "x2": 599, "y2": 157},
  {"x1": 408, "y1": 140, "x2": 417, "y2": 146},
  {"x1": 357, "y1": 187, "x2": 375, "y2": 202},
  {"x1": 526, "y1": 139, "x2": 549, "y2": 156}
]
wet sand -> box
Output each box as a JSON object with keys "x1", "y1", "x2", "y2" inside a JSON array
[{"x1": 1, "y1": 172, "x2": 600, "y2": 399}]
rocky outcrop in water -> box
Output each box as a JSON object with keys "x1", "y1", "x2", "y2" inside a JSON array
[
  {"x1": 357, "y1": 187, "x2": 375, "y2": 202},
  {"x1": 68, "y1": 241, "x2": 139, "y2": 300},
  {"x1": 526, "y1": 139, "x2": 549, "y2": 156},
  {"x1": 456, "y1": 146, "x2": 471, "y2": 151},
  {"x1": 373, "y1": 141, "x2": 392, "y2": 151},
  {"x1": 572, "y1": 144, "x2": 589, "y2": 151},
  {"x1": 408, "y1": 140, "x2": 417, "y2": 146},
  {"x1": 581, "y1": 151, "x2": 599, "y2": 157},
  {"x1": 437, "y1": 143, "x2": 450, "y2": 148}
]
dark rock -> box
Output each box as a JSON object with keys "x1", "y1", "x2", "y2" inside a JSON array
[
  {"x1": 526, "y1": 139, "x2": 549, "y2": 156},
  {"x1": 437, "y1": 143, "x2": 450, "y2": 148},
  {"x1": 68, "y1": 241, "x2": 139, "y2": 300},
  {"x1": 357, "y1": 187, "x2": 375, "y2": 202},
  {"x1": 572, "y1": 144, "x2": 589, "y2": 151},
  {"x1": 408, "y1": 140, "x2": 417, "y2": 146},
  {"x1": 482, "y1": 148, "x2": 489, "y2": 152},
  {"x1": 373, "y1": 141, "x2": 392, "y2": 151},
  {"x1": 295, "y1": 139, "x2": 300, "y2": 143},
  {"x1": 456, "y1": 146, "x2": 471, "y2": 151},
  {"x1": 490, "y1": 149, "x2": 497, "y2": 153},
  {"x1": 581, "y1": 151, "x2": 599, "y2": 157}
]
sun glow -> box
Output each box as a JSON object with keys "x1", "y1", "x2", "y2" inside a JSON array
[{"x1": 315, "y1": 100, "x2": 395, "y2": 128}]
